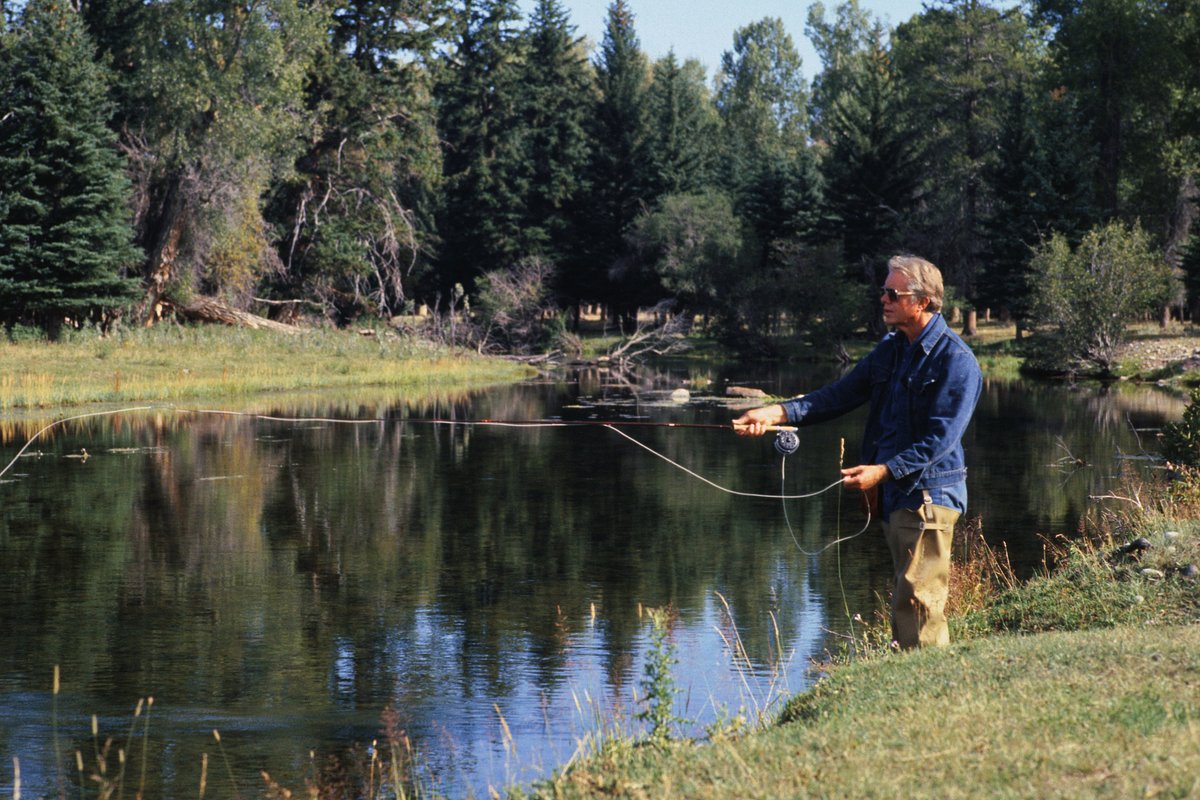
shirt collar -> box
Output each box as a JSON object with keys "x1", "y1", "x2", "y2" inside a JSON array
[{"x1": 912, "y1": 312, "x2": 946, "y2": 354}]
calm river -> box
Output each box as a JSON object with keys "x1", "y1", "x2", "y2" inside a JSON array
[{"x1": 0, "y1": 363, "x2": 1184, "y2": 798}]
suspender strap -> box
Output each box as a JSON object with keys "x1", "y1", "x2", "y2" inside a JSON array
[{"x1": 917, "y1": 489, "x2": 954, "y2": 531}]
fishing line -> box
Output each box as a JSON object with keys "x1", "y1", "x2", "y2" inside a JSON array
[
  {"x1": 181, "y1": 409, "x2": 853, "y2": 504},
  {"x1": 0, "y1": 406, "x2": 154, "y2": 481},
  {"x1": 603, "y1": 422, "x2": 871, "y2": 559},
  {"x1": 778, "y1": 451, "x2": 872, "y2": 556},
  {"x1": 602, "y1": 423, "x2": 844, "y2": 501},
  {"x1": 1, "y1": 406, "x2": 870, "y2": 516}
]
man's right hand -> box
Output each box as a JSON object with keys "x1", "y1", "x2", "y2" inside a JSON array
[{"x1": 731, "y1": 404, "x2": 786, "y2": 436}]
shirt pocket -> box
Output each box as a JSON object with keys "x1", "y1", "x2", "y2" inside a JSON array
[
  {"x1": 905, "y1": 373, "x2": 937, "y2": 394},
  {"x1": 869, "y1": 360, "x2": 893, "y2": 388}
]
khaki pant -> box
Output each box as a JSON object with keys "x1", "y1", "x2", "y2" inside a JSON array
[{"x1": 881, "y1": 492, "x2": 959, "y2": 649}]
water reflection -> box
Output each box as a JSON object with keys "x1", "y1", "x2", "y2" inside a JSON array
[{"x1": 0, "y1": 369, "x2": 1179, "y2": 797}]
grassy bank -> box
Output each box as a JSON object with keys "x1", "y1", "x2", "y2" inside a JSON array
[
  {"x1": 0, "y1": 325, "x2": 534, "y2": 410},
  {"x1": 520, "y1": 468, "x2": 1200, "y2": 799},
  {"x1": 529, "y1": 627, "x2": 1199, "y2": 799}
]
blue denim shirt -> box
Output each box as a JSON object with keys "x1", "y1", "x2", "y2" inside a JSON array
[{"x1": 780, "y1": 313, "x2": 983, "y2": 516}]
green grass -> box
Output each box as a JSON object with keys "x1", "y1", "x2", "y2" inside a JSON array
[
  {"x1": 517, "y1": 468, "x2": 1200, "y2": 799},
  {"x1": 525, "y1": 626, "x2": 1200, "y2": 800},
  {"x1": 0, "y1": 325, "x2": 534, "y2": 410}
]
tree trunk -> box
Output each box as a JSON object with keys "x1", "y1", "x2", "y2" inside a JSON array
[
  {"x1": 1165, "y1": 174, "x2": 1199, "y2": 267},
  {"x1": 170, "y1": 296, "x2": 305, "y2": 334},
  {"x1": 1165, "y1": 173, "x2": 1198, "y2": 325},
  {"x1": 136, "y1": 171, "x2": 188, "y2": 325},
  {"x1": 963, "y1": 308, "x2": 978, "y2": 337}
]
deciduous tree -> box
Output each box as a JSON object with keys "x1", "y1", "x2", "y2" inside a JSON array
[
  {"x1": 628, "y1": 191, "x2": 742, "y2": 322},
  {"x1": 90, "y1": 0, "x2": 325, "y2": 320},
  {"x1": 1028, "y1": 221, "x2": 1175, "y2": 373},
  {"x1": 267, "y1": 0, "x2": 449, "y2": 321},
  {"x1": 715, "y1": 16, "x2": 822, "y2": 290}
]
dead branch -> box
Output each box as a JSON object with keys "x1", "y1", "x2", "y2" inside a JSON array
[
  {"x1": 1088, "y1": 493, "x2": 1144, "y2": 509},
  {"x1": 606, "y1": 302, "x2": 692, "y2": 365}
]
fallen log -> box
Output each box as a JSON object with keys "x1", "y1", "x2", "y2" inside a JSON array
[{"x1": 168, "y1": 296, "x2": 306, "y2": 335}]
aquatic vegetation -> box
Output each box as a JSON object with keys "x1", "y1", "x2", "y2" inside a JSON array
[{"x1": 637, "y1": 607, "x2": 684, "y2": 745}]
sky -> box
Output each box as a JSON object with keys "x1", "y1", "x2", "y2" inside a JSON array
[{"x1": 516, "y1": 0, "x2": 935, "y2": 82}]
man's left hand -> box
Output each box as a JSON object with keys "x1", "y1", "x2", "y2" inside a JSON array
[{"x1": 841, "y1": 463, "x2": 890, "y2": 491}]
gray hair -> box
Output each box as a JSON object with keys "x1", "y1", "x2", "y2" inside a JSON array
[{"x1": 887, "y1": 255, "x2": 944, "y2": 313}]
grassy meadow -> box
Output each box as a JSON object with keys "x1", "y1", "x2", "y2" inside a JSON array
[{"x1": 0, "y1": 324, "x2": 534, "y2": 410}]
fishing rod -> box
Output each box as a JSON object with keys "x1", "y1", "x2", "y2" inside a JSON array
[
  {"x1": 0, "y1": 406, "x2": 866, "y2": 556},
  {"x1": 359, "y1": 416, "x2": 801, "y2": 456},
  {"x1": 401, "y1": 417, "x2": 796, "y2": 432},
  {"x1": 169, "y1": 409, "x2": 801, "y2": 451},
  {"x1": 162, "y1": 407, "x2": 795, "y2": 431},
  {"x1": 0, "y1": 406, "x2": 803, "y2": 479}
]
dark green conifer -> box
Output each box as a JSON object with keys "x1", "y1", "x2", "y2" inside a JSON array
[
  {"x1": 820, "y1": 28, "x2": 922, "y2": 278},
  {"x1": 514, "y1": 0, "x2": 594, "y2": 270},
  {"x1": 0, "y1": 0, "x2": 139, "y2": 336},
  {"x1": 435, "y1": 0, "x2": 527, "y2": 291},
  {"x1": 580, "y1": 0, "x2": 653, "y2": 325},
  {"x1": 644, "y1": 52, "x2": 719, "y2": 198}
]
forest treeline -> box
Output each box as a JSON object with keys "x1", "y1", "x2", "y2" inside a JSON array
[{"x1": 1, "y1": 0, "x2": 1198, "y2": 368}]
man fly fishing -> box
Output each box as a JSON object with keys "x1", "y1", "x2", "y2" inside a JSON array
[{"x1": 733, "y1": 255, "x2": 983, "y2": 649}]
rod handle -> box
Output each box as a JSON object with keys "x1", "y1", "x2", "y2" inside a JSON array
[{"x1": 731, "y1": 421, "x2": 798, "y2": 433}]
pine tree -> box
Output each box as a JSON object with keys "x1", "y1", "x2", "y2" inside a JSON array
[
  {"x1": 513, "y1": 0, "x2": 594, "y2": 272},
  {"x1": 644, "y1": 52, "x2": 720, "y2": 197},
  {"x1": 0, "y1": 0, "x2": 139, "y2": 336},
  {"x1": 435, "y1": 0, "x2": 527, "y2": 291},
  {"x1": 579, "y1": 0, "x2": 653, "y2": 324},
  {"x1": 892, "y1": 0, "x2": 1034, "y2": 297},
  {"x1": 820, "y1": 25, "x2": 922, "y2": 278},
  {"x1": 979, "y1": 85, "x2": 1096, "y2": 322}
]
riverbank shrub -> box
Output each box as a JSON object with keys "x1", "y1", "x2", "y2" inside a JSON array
[
  {"x1": 1161, "y1": 389, "x2": 1200, "y2": 467},
  {"x1": 1026, "y1": 221, "x2": 1176, "y2": 375},
  {"x1": 474, "y1": 257, "x2": 578, "y2": 355}
]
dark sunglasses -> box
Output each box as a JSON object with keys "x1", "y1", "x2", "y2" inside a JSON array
[{"x1": 879, "y1": 286, "x2": 918, "y2": 302}]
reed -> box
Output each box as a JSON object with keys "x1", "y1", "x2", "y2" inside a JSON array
[{"x1": 710, "y1": 592, "x2": 794, "y2": 731}]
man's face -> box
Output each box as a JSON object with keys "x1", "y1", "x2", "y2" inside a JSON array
[{"x1": 880, "y1": 272, "x2": 927, "y2": 329}]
